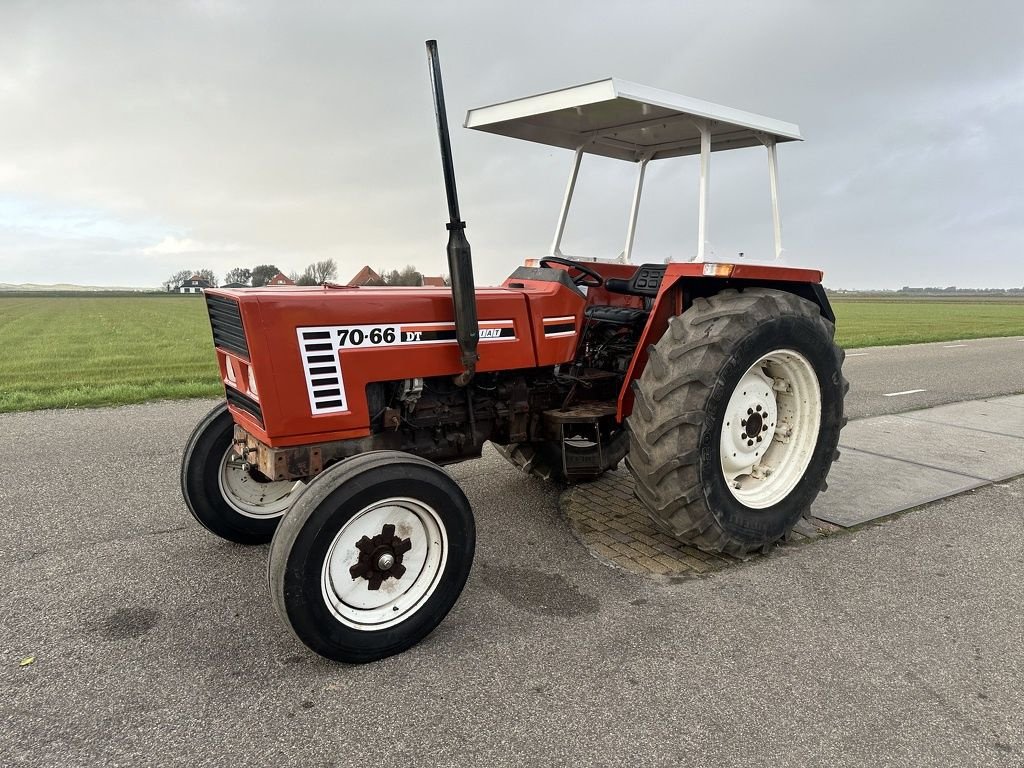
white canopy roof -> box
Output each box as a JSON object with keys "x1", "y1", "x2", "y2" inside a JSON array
[{"x1": 465, "y1": 78, "x2": 801, "y2": 162}]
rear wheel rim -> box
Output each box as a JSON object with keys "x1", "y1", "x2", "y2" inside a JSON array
[
  {"x1": 719, "y1": 349, "x2": 821, "y2": 509},
  {"x1": 321, "y1": 497, "x2": 448, "y2": 631},
  {"x1": 217, "y1": 447, "x2": 295, "y2": 519}
]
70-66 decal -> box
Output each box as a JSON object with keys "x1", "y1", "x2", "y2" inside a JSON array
[
  {"x1": 337, "y1": 326, "x2": 397, "y2": 347},
  {"x1": 333, "y1": 321, "x2": 515, "y2": 348}
]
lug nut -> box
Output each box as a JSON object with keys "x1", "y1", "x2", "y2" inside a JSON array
[
  {"x1": 756, "y1": 436, "x2": 762, "y2": 443},
  {"x1": 763, "y1": 425, "x2": 768, "y2": 432},
  {"x1": 747, "y1": 408, "x2": 753, "y2": 415},
  {"x1": 756, "y1": 405, "x2": 762, "y2": 412},
  {"x1": 747, "y1": 440, "x2": 753, "y2": 446}
]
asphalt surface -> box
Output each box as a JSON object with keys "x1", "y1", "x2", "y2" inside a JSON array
[
  {"x1": 842, "y1": 335, "x2": 1024, "y2": 419},
  {"x1": 1, "y1": 338, "x2": 1023, "y2": 767}
]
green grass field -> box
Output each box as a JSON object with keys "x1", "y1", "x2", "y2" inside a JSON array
[
  {"x1": 0, "y1": 295, "x2": 221, "y2": 413},
  {"x1": 1, "y1": 294, "x2": 1022, "y2": 413},
  {"x1": 832, "y1": 297, "x2": 1024, "y2": 348}
]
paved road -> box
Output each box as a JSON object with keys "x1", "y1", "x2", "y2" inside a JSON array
[
  {"x1": 2, "y1": 392, "x2": 1023, "y2": 767},
  {"x1": 842, "y1": 335, "x2": 1024, "y2": 419}
]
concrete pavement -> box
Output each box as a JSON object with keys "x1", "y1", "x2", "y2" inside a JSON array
[
  {"x1": 1, "y1": 398, "x2": 1023, "y2": 767},
  {"x1": 1, "y1": 336, "x2": 1023, "y2": 767},
  {"x1": 841, "y1": 335, "x2": 1024, "y2": 419}
]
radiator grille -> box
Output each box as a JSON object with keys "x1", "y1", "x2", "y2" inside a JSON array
[
  {"x1": 206, "y1": 294, "x2": 250, "y2": 359},
  {"x1": 225, "y1": 387, "x2": 263, "y2": 427}
]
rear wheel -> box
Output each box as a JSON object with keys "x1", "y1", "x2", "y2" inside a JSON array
[
  {"x1": 626, "y1": 288, "x2": 846, "y2": 555},
  {"x1": 180, "y1": 403, "x2": 297, "y2": 544},
  {"x1": 268, "y1": 451, "x2": 475, "y2": 664}
]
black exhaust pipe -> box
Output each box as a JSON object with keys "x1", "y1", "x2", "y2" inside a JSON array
[{"x1": 425, "y1": 39, "x2": 479, "y2": 387}]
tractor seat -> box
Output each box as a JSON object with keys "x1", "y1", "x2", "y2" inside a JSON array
[{"x1": 584, "y1": 305, "x2": 649, "y2": 326}]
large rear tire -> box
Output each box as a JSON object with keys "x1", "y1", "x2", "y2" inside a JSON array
[
  {"x1": 268, "y1": 451, "x2": 475, "y2": 664},
  {"x1": 625, "y1": 288, "x2": 846, "y2": 556},
  {"x1": 180, "y1": 404, "x2": 297, "y2": 544}
]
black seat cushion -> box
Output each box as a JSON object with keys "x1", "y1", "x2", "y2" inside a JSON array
[{"x1": 584, "y1": 305, "x2": 649, "y2": 326}]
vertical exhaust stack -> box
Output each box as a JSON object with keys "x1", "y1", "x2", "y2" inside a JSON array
[{"x1": 425, "y1": 39, "x2": 479, "y2": 386}]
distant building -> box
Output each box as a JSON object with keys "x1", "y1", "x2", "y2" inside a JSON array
[
  {"x1": 179, "y1": 275, "x2": 212, "y2": 294},
  {"x1": 221, "y1": 282, "x2": 247, "y2": 289},
  {"x1": 421, "y1": 276, "x2": 447, "y2": 287},
  {"x1": 348, "y1": 266, "x2": 383, "y2": 286},
  {"x1": 267, "y1": 272, "x2": 294, "y2": 286}
]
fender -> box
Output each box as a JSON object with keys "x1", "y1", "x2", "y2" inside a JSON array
[{"x1": 616, "y1": 262, "x2": 833, "y2": 422}]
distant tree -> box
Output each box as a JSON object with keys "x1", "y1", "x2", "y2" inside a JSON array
[
  {"x1": 197, "y1": 268, "x2": 216, "y2": 286},
  {"x1": 251, "y1": 264, "x2": 280, "y2": 287},
  {"x1": 401, "y1": 265, "x2": 423, "y2": 286},
  {"x1": 309, "y1": 259, "x2": 338, "y2": 284},
  {"x1": 293, "y1": 259, "x2": 338, "y2": 286},
  {"x1": 383, "y1": 265, "x2": 423, "y2": 286},
  {"x1": 162, "y1": 269, "x2": 192, "y2": 292},
  {"x1": 223, "y1": 267, "x2": 252, "y2": 286}
]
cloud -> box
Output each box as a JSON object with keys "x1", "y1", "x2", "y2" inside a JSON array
[
  {"x1": 0, "y1": 1, "x2": 1021, "y2": 289},
  {"x1": 142, "y1": 236, "x2": 242, "y2": 256}
]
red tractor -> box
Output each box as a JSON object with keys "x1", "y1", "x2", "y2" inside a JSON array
[{"x1": 181, "y1": 42, "x2": 846, "y2": 663}]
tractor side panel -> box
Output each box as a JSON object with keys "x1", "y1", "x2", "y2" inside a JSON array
[
  {"x1": 212, "y1": 287, "x2": 539, "y2": 447},
  {"x1": 513, "y1": 279, "x2": 589, "y2": 366}
]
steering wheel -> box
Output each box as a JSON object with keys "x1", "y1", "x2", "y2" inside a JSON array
[{"x1": 538, "y1": 256, "x2": 604, "y2": 288}]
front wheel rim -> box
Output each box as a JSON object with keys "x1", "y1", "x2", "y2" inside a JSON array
[
  {"x1": 217, "y1": 447, "x2": 296, "y2": 519},
  {"x1": 321, "y1": 497, "x2": 448, "y2": 631},
  {"x1": 719, "y1": 349, "x2": 822, "y2": 509}
]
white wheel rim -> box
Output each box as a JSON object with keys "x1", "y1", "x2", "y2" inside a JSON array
[
  {"x1": 217, "y1": 447, "x2": 296, "y2": 519},
  {"x1": 321, "y1": 497, "x2": 447, "y2": 631},
  {"x1": 719, "y1": 349, "x2": 821, "y2": 509}
]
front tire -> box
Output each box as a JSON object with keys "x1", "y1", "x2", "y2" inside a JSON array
[
  {"x1": 180, "y1": 403, "x2": 297, "y2": 544},
  {"x1": 268, "y1": 451, "x2": 476, "y2": 664},
  {"x1": 626, "y1": 288, "x2": 846, "y2": 556}
]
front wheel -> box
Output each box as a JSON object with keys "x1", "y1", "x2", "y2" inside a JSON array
[
  {"x1": 180, "y1": 403, "x2": 298, "y2": 544},
  {"x1": 268, "y1": 451, "x2": 476, "y2": 664},
  {"x1": 626, "y1": 288, "x2": 846, "y2": 556}
]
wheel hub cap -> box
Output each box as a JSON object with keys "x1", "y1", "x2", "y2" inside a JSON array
[
  {"x1": 349, "y1": 524, "x2": 412, "y2": 590},
  {"x1": 719, "y1": 349, "x2": 822, "y2": 510},
  {"x1": 721, "y1": 371, "x2": 778, "y2": 477}
]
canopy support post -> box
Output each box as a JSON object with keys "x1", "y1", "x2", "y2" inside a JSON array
[
  {"x1": 763, "y1": 138, "x2": 783, "y2": 260},
  {"x1": 622, "y1": 155, "x2": 650, "y2": 263},
  {"x1": 551, "y1": 146, "x2": 584, "y2": 257},
  {"x1": 695, "y1": 122, "x2": 711, "y2": 263}
]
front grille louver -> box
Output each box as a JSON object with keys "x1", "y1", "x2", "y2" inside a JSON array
[
  {"x1": 206, "y1": 294, "x2": 250, "y2": 359},
  {"x1": 225, "y1": 387, "x2": 263, "y2": 427}
]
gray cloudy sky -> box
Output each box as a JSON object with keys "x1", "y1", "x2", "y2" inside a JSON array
[{"x1": 0, "y1": 1, "x2": 1021, "y2": 289}]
